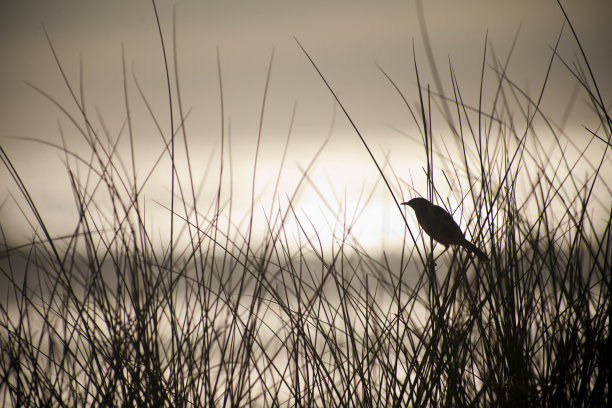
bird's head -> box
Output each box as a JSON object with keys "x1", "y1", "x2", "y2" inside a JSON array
[{"x1": 401, "y1": 197, "x2": 430, "y2": 213}]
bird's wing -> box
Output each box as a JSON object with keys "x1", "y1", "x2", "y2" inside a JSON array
[
  {"x1": 430, "y1": 205, "x2": 458, "y2": 225},
  {"x1": 430, "y1": 205, "x2": 464, "y2": 236}
]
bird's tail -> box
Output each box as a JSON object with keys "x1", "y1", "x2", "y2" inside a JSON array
[{"x1": 461, "y1": 239, "x2": 489, "y2": 261}]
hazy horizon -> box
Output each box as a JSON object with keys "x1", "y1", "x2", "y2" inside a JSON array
[{"x1": 2, "y1": 0, "x2": 611, "y2": 251}]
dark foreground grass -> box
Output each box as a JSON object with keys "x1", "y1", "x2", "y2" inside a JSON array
[{"x1": 1, "y1": 3, "x2": 610, "y2": 407}]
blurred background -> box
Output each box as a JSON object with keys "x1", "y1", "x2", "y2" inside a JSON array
[{"x1": 1, "y1": 0, "x2": 611, "y2": 253}]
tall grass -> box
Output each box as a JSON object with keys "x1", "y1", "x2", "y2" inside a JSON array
[{"x1": 1, "y1": 3, "x2": 610, "y2": 407}]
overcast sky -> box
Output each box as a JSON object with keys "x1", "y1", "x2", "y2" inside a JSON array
[{"x1": 1, "y1": 0, "x2": 611, "y2": 249}]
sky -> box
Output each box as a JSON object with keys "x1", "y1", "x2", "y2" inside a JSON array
[{"x1": 1, "y1": 0, "x2": 611, "y2": 252}]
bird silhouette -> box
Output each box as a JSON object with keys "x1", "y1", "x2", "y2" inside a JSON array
[{"x1": 402, "y1": 197, "x2": 489, "y2": 261}]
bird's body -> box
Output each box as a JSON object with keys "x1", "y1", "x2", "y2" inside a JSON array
[{"x1": 402, "y1": 197, "x2": 488, "y2": 261}]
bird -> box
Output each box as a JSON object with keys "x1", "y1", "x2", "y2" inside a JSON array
[{"x1": 402, "y1": 197, "x2": 489, "y2": 261}]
